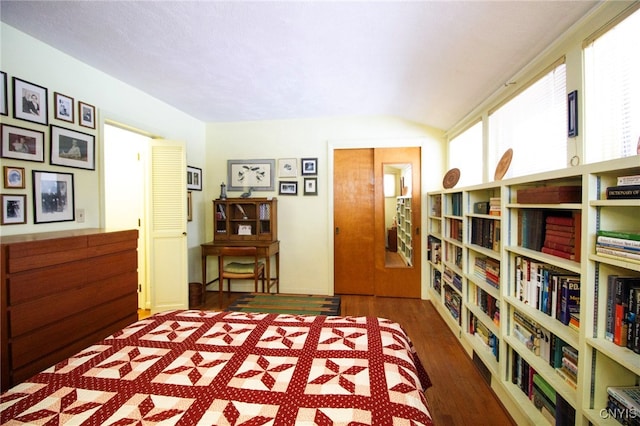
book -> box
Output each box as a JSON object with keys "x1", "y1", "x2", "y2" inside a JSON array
[
  {"x1": 613, "y1": 277, "x2": 640, "y2": 346},
  {"x1": 607, "y1": 184, "x2": 640, "y2": 199},
  {"x1": 560, "y1": 277, "x2": 580, "y2": 325},
  {"x1": 597, "y1": 235, "x2": 640, "y2": 250},
  {"x1": 607, "y1": 386, "x2": 640, "y2": 412},
  {"x1": 596, "y1": 246, "x2": 640, "y2": 263},
  {"x1": 597, "y1": 229, "x2": 640, "y2": 242},
  {"x1": 617, "y1": 174, "x2": 640, "y2": 186}
]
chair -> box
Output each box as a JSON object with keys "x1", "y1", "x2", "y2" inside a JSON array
[{"x1": 218, "y1": 246, "x2": 266, "y2": 307}]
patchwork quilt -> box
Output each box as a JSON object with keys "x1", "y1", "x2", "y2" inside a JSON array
[{"x1": 1, "y1": 310, "x2": 433, "y2": 425}]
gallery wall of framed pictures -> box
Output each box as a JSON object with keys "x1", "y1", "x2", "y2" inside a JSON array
[{"x1": 0, "y1": 70, "x2": 98, "y2": 226}]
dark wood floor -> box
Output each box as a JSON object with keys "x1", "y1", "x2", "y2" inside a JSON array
[{"x1": 165, "y1": 291, "x2": 515, "y2": 425}]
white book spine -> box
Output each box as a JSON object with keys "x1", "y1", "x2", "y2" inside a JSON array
[
  {"x1": 617, "y1": 175, "x2": 640, "y2": 186},
  {"x1": 597, "y1": 235, "x2": 640, "y2": 249}
]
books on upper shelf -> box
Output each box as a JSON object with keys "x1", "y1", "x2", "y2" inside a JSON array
[
  {"x1": 605, "y1": 275, "x2": 640, "y2": 352},
  {"x1": 489, "y1": 197, "x2": 501, "y2": 216},
  {"x1": 596, "y1": 230, "x2": 640, "y2": 265},
  {"x1": 606, "y1": 184, "x2": 640, "y2": 200},
  {"x1": 541, "y1": 213, "x2": 581, "y2": 262},
  {"x1": 617, "y1": 174, "x2": 640, "y2": 186}
]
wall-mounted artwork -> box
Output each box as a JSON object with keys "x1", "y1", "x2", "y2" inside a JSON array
[
  {"x1": 279, "y1": 181, "x2": 298, "y2": 195},
  {"x1": 301, "y1": 157, "x2": 317, "y2": 176},
  {"x1": 0, "y1": 71, "x2": 7, "y2": 116},
  {"x1": 278, "y1": 158, "x2": 297, "y2": 177},
  {"x1": 4, "y1": 166, "x2": 25, "y2": 189},
  {"x1": 304, "y1": 177, "x2": 318, "y2": 196},
  {"x1": 13, "y1": 77, "x2": 48, "y2": 125},
  {"x1": 54, "y1": 92, "x2": 74, "y2": 123},
  {"x1": 0, "y1": 124, "x2": 45, "y2": 163},
  {"x1": 228, "y1": 159, "x2": 275, "y2": 191},
  {"x1": 187, "y1": 166, "x2": 202, "y2": 191},
  {"x1": 79, "y1": 101, "x2": 96, "y2": 129},
  {"x1": 32, "y1": 170, "x2": 75, "y2": 223},
  {"x1": 1, "y1": 194, "x2": 26, "y2": 225},
  {"x1": 50, "y1": 125, "x2": 95, "y2": 170}
]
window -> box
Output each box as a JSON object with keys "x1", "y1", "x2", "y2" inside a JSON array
[
  {"x1": 489, "y1": 61, "x2": 567, "y2": 179},
  {"x1": 449, "y1": 121, "x2": 482, "y2": 186},
  {"x1": 584, "y1": 8, "x2": 640, "y2": 163}
]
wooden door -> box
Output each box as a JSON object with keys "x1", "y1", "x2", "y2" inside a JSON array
[
  {"x1": 334, "y1": 149, "x2": 375, "y2": 295},
  {"x1": 373, "y1": 147, "x2": 421, "y2": 298}
]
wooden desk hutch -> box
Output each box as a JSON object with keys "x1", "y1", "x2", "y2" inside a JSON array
[{"x1": 201, "y1": 198, "x2": 279, "y2": 307}]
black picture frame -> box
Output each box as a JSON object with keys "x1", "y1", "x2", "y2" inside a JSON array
[
  {"x1": 568, "y1": 90, "x2": 578, "y2": 138},
  {"x1": 79, "y1": 101, "x2": 96, "y2": 129},
  {"x1": 1, "y1": 193, "x2": 26, "y2": 225},
  {"x1": 0, "y1": 71, "x2": 7, "y2": 116},
  {"x1": 32, "y1": 170, "x2": 75, "y2": 223},
  {"x1": 278, "y1": 181, "x2": 298, "y2": 195},
  {"x1": 304, "y1": 177, "x2": 318, "y2": 196},
  {"x1": 13, "y1": 77, "x2": 48, "y2": 125},
  {"x1": 301, "y1": 157, "x2": 318, "y2": 176},
  {"x1": 0, "y1": 124, "x2": 45, "y2": 163},
  {"x1": 54, "y1": 92, "x2": 74, "y2": 123},
  {"x1": 187, "y1": 166, "x2": 202, "y2": 191},
  {"x1": 50, "y1": 125, "x2": 95, "y2": 170}
]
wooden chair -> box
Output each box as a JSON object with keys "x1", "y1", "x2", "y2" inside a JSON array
[{"x1": 217, "y1": 246, "x2": 266, "y2": 307}]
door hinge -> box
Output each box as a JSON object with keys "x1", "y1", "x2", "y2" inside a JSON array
[{"x1": 138, "y1": 284, "x2": 142, "y2": 292}]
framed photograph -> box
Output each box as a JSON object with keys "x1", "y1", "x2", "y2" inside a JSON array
[
  {"x1": 187, "y1": 191, "x2": 193, "y2": 221},
  {"x1": 1, "y1": 194, "x2": 26, "y2": 225},
  {"x1": 1, "y1": 124, "x2": 45, "y2": 162},
  {"x1": 278, "y1": 181, "x2": 298, "y2": 195},
  {"x1": 4, "y1": 166, "x2": 25, "y2": 189},
  {"x1": 228, "y1": 159, "x2": 275, "y2": 191},
  {"x1": 238, "y1": 224, "x2": 252, "y2": 235},
  {"x1": 187, "y1": 166, "x2": 202, "y2": 191},
  {"x1": 568, "y1": 90, "x2": 578, "y2": 138},
  {"x1": 0, "y1": 71, "x2": 7, "y2": 116},
  {"x1": 304, "y1": 177, "x2": 318, "y2": 196},
  {"x1": 54, "y1": 92, "x2": 74, "y2": 123},
  {"x1": 32, "y1": 170, "x2": 74, "y2": 223},
  {"x1": 301, "y1": 157, "x2": 318, "y2": 176},
  {"x1": 78, "y1": 101, "x2": 96, "y2": 129},
  {"x1": 13, "y1": 77, "x2": 48, "y2": 125},
  {"x1": 278, "y1": 158, "x2": 298, "y2": 178},
  {"x1": 50, "y1": 125, "x2": 95, "y2": 170}
]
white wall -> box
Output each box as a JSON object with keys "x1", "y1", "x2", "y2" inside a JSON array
[
  {"x1": 0, "y1": 24, "x2": 206, "y2": 282},
  {"x1": 205, "y1": 117, "x2": 445, "y2": 296}
]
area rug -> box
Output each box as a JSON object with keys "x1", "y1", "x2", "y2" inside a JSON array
[{"x1": 226, "y1": 293, "x2": 341, "y2": 316}]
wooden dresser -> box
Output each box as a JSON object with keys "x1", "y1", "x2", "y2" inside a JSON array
[{"x1": 0, "y1": 228, "x2": 138, "y2": 391}]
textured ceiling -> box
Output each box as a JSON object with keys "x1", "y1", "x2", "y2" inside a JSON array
[{"x1": 0, "y1": 1, "x2": 600, "y2": 131}]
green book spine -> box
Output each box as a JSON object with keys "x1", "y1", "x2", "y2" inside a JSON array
[
  {"x1": 533, "y1": 373, "x2": 556, "y2": 404},
  {"x1": 597, "y1": 230, "x2": 640, "y2": 242}
]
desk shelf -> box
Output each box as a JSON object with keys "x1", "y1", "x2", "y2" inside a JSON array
[{"x1": 214, "y1": 198, "x2": 277, "y2": 241}]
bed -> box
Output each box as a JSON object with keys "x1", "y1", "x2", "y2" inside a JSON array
[{"x1": 0, "y1": 309, "x2": 433, "y2": 425}]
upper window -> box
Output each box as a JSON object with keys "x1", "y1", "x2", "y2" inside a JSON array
[
  {"x1": 489, "y1": 61, "x2": 567, "y2": 179},
  {"x1": 584, "y1": 8, "x2": 640, "y2": 163},
  {"x1": 449, "y1": 121, "x2": 482, "y2": 187}
]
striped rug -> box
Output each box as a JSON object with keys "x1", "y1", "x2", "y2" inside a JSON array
[{"x1": 226, "y1": 293, "x2": 341, "y2": 316}]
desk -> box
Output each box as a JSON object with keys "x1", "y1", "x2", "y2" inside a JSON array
[{"x1": 201, "y1": 240, "x2": 280, "y2": 307}]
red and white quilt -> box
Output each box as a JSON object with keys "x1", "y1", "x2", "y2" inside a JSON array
[{"x1": 1, "y1": 310, "x2": 433, "y2": 425}]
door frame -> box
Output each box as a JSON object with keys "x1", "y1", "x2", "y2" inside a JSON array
[{"x1": 327, "y1": 137, "x2": 430, "y2": 299}]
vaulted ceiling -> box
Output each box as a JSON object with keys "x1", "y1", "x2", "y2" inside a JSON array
[{"x1": 1, "y1": 1, "x2": 600, "y2": 131}]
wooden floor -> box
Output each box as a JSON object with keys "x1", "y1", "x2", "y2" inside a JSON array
[{"x1": 144, "y1": 292, "x2": 515, "y2": 425}]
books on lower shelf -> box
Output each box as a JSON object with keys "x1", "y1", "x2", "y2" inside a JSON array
[
  {"x1": 605, "y1": 275, "x2": 640, "y2": 352},
  {"x1": 606, "y1": 386, "x2": 640, "y2": 426}
]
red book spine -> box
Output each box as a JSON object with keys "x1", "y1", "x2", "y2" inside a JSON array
[{"x1": 541, "y1": 247, "x2": 576, "y2": 260}]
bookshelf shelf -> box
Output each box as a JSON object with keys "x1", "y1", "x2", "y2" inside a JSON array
[{"x1": 426, "y1": 157, "x2": 640, "y2": 426}]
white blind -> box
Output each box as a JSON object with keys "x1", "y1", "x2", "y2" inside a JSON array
[
  {"x1": 584, "y1": 9, "x2": 640, "y2": 163},
  {"x1": 489, "y1": 63, "x2": 567, "y2": 179},
  {"x1": 449, "y1": 121, "x2": 482, "y2": 186}
]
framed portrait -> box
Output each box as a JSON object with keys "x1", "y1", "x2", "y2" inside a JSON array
[
  {"x1": 0, "y1": 124, "x2": 45, "y2": 162},
  {"x1": 278, "y1": 158, "x2": 298, "y2": 178},
  {"x1": 32, "y1": 170, "x2": 75, "y2": 223},
  {"x1": 0, "y1": 71, "x2": 7, "y2": 116},
  {"x1": 568, "y1": 90, "x2": 578, "y2": 138},
  {"x1": 79, "y1": 101, "x2": 96, "y2": 129},
  {"x1": 1, "y1": 194, "x2": 27, "y2": 225},
  {"x1": 301, "y1": 157, "x2": 318, "y2": 176},
  {"x1": 187, "y1": 166, "x2": 202, "y2": 191},
  {"x1": 278, "y1": 181, "x2": 298, "y2": 195},
  {"x1": 4, "y1": 166, "x2": 25, "y2": 189},
  {"x1": 187, "y1": 191, "x2": 193, "y2": 221},
  {"x1": 13, "y1": 77, "x2": 48, "y2": 125},
  {"x1": 54, "y1": 92, "x2": 74, "y2": 123},
  {"x1": 228, "y1": 159, "x2": 275, "y2": 191},
  {"x1": 50, "y1": 125, "x2": 95, "y2": 170},
  {"x1": 304, "y1": 177, "x2": 318, "y2": 196}
]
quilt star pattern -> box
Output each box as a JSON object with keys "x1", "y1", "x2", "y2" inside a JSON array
[{"x1": 1, "y1": 310, "x2": 433, "y2": 425}]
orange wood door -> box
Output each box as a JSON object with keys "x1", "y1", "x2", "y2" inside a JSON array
[
  {"x1": 373, "y1": 147, "x2": 421, "y2": 298},
  {"x1": 334, "y1": 149, "x2": 375, "y2": 295}
]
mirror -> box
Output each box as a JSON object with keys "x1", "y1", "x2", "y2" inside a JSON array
[{"x1": 384, "y1": 163, "x2": 412, "y2": 267}]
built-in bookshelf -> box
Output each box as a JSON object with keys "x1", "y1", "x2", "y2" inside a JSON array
[
  {"x1": 396, "y1": 196, "x2": 413, "y2": 265},
  {"x1": 213, "y1": 198, "x2": 278, "y2": 241},
  {"x1": 426, "y1": 156, "x2": 640, "y2": 426}
]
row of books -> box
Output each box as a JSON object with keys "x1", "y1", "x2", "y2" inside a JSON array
[
  {"x1": 472, "y1": 286, "x2": 500, "y2": 326},
  {"x1": 432, "y1": 270, "x2": 442, "y2": 294},
  {"x1": 605, "y1": 275, "x2": 640, "y2": 353},
  {"x1": 426, "y1": 236, "x2": 441, "y2": 265},
  {"x1": 511, "y1": 351, "x2": 575, "y2": 424},
  {"x1": 469, "y1": 312, "x2": 499, "y2": 361},
  {"x1": 444, "y1": 242, "x2": 462, "y2": 269},
  {"x1": 450, "y1": 192, "x2": 463, "y2": 216},
  {"x1": 473, "y1": 256, "x2": 500, "y2": 289},
  {"x1": 443, "y1": 266, "x2": 462, "y2": 292},
  {"x1": 606, "y1": 385, "x2": 640, "y2": 426},
  {"x1": 469, "y1": 217, "x2": 501, "y2": 251},
  {"x1": 515, "y1": 256, "x2": 580, "y2": 326},
  {"x1": 448, "y1": 217, "x2": 463, "y2": 242},
  {"x1": 444, "y1": 285, "x2": 462, "y2": 325},
  {"x1": 596, "y1": 229, "x2": 640, "y2": 265},
  {"x1": 540, "y1": 213, "x2": 581, "y2": 262},
  {"x1": 606, "y1": 173, "x2": 640, "y2": 200}
]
